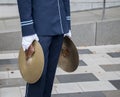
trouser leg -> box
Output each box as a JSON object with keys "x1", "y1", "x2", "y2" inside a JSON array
[
  {"x1": 25, "y1": 36, "x2": 52, "y2": 97},
  {"x1": 25, "y1": 35, "x2": 63, "y2": 97},
  {"x1": 43, "y1": 35, "x2": 64, "y2": 97}
]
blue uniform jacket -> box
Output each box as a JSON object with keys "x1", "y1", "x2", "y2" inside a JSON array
[{"x1": 17, "y1": 0, "x2": 71, "y2": 37}]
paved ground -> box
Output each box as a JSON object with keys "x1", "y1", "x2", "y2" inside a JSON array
[{"x1": 0, "y1": 44, "x2": 120, "y2": 97}]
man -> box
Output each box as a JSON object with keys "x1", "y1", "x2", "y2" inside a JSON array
[{"x1": 17, "y1": 0, "x2": 71, "y2": 97}]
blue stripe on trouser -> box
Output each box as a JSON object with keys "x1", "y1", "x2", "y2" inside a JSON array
[{"x1": 25, "y1": 35, "x2": 64, "y2": 97}]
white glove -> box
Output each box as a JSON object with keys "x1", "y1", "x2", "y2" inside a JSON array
[
  {"x1": 64, "y1": 30, "x2": 72, "y2": 38},
  {"x1": 22, "y1": 34, "x2": 39, "y2": 51}
]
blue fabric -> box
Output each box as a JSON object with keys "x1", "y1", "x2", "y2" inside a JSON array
[
  {"x1": 17, "y1": 1, "x2": 71, "y2": 96},
  {"x1": 17, "y1": 0, "x2": 71, "y2": 36},
  {"x1": 25, "y1": 35, "x2": 64, "y2": 97}
]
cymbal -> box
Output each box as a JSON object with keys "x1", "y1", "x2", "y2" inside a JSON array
[
  {"x1": 58, "y1": 36, "x2": 79, "y2": 72},
  {"x1": 18, "y1": 40, "x2": 44, "y2": 84}
]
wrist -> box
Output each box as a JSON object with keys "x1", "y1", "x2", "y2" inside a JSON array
[
  {"x1": 64, "y1": 30, "x2": 71, "y2": 38},
  {"x1": 22, "y1": 34, "x2": 39, "y2": 51}
]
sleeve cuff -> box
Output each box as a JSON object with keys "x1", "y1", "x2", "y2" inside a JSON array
[
  {"x1": 21, "y1": 20, "x2": 36, "y2": 36},
  {"x1": 66, "y1": 16, "x2": 71, "y2": 20}
]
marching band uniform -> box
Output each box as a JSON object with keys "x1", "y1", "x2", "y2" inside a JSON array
[{"x1": 17, "y1": 0, "x2": 71, "y2": 97}]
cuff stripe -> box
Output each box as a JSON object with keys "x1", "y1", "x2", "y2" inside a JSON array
[
  {"x1": 21, "y1": 20, "x2": 33, "y2": 24},
  {"x1": 21, "y1": 20, "x2": 34, "y2": 27},
  {"x1": 21, "y1": 22, "x2": 33, "y2": 26},
  {"x1": 66, "y1": 16, "x2": 71, "y2": 20}
]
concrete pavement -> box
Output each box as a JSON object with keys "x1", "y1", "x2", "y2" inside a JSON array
[{"x1": 0, "y1": 44, "x2": 120, "y2": 97}]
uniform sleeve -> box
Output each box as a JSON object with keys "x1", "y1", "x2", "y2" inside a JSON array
[
  {"x1": 62, "y1": 0, "x2": 71, "y2": 30},
  {"x1": 17, "y1": 0, "x2": 35, "y2": 36}
]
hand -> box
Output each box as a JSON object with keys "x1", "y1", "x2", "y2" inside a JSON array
[
  {"x1": 25, "y1": 43, "x2": 35, "y2": 60},
  {"x1": 64, "y1": 30, "x2": 71, "y2": 38},
  {"x1": 22, "y1": 34, "x2": 39, "y2": 51}
]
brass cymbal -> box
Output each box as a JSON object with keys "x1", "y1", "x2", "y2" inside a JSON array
[
  {"x1": 58, "y1": 36, "x2": 79, "y2": 72},
  {"x1": 18, "y1": 40, "x2": 44, "y2": 84}
]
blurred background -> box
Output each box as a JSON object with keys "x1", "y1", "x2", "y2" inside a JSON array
[{"x1": 0, "y1": 0, "x2": 120, "y2": 51}]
